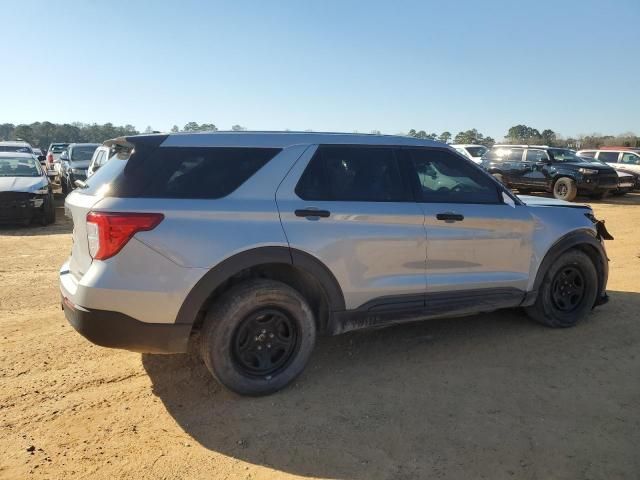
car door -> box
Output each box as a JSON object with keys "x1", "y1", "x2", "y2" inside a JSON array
[
  {"x1": 496, "y1": 147, "x2": 525, "y2": 184},
  {"x1": 399, "y1": 147, "x2": 534, "y2": 308},
  {"x1": 276, "y1": 144, "x2": 427, "y2": 311},
  {"x1": 520, "y1": 148, "x2": 552, "y2": 188},
  {"x1": 619, "y1": 152, "x2": 640, "y2": 175},
  {"x1": 596, "y1": 151, "x2": 621, "y2": 167}
]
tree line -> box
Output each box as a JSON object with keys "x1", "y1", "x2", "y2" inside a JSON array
[{"x1": 2, "y1": 120, "x2": 638, "y2": 151}]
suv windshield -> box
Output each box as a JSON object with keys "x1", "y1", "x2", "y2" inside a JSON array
[
  {"x1": 70, "y1": 145, "x2": 98, "y2": 162},
  {"x1": 0, "y1": 156, "x2": 41, "y2": 177},
  {"x1": 548, "y1": 149, "x2": 584, "y2": 162},
  {"x1": 466, "y1": 146, "x2": 487, "y2": 157}
]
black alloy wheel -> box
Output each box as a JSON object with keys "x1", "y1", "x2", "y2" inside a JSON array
[
  {"x1": 232, "y1": 308, "x2": 299, "y2": 378},
  {"x1": 550, "y1": 266, "x2": 585, "y2": 313}
]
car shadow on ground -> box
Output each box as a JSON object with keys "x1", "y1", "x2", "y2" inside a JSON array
[
  {"x1": 0, "y1": 206, "x2": 71, "y2": 236},
  {"x1": 142, "y1": 291, "x2": 640, "y2": 479}
]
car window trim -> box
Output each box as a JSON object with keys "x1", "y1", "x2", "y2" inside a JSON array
[
  {"x1": 294, "y1": 144, "x2": 414, "y2": 203},
  {"x1": 398, "y1": 146, "x2": 508, "y2": 206}
]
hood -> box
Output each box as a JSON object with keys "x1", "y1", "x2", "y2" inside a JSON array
[
  {"x1": 69, "y1": 160, "x2": 90, "y2": 169},
  {"x1": 563, "y1": 161, "x2": 615, "y2": 172},
  {"x1": 0, "y1": 176, "x2": 47, "y2": 193},
  {"x1": 517, "y1": 195, "x2": 590, "y2": 209}
]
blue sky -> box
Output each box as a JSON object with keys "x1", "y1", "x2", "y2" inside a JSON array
[{"x1": 3, "y1": 0, "x2": 639, "y2": 139}]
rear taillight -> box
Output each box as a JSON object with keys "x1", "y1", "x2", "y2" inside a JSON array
[
  {"x1": 47, "y1": 153, "x2": 54, "y2": 164},
  {"x1": 86, "y1": 212, "x2": 164, "y2": 260}
]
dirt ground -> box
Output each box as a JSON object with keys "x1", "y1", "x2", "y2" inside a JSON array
[{"x1": 1, "y1": 193, "x2": 639, "y2": 480}]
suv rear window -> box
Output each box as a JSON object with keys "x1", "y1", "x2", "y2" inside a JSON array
[{"x1": 83, "y1": 146, "x2": 279, "y2": 199}]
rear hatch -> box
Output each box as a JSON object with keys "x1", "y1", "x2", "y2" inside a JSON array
[{"x1": 64, "y1": 142, "x2": 130, "y2": 279}]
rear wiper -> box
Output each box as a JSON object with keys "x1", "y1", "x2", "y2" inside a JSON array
[{"x1": 74, "y1": 179, "x2": 88, "y2": 189}]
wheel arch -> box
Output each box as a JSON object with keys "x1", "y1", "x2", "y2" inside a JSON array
[
  {"x1": 176, "y1": 246, "x2": 345, "y2": 335},
  {"x1": 525, "y1": 229, "x2": 608, "y2": 306}
]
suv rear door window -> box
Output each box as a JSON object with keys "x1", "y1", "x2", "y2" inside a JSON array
[
  {"x1": 525, "y1": 149, "x2": 548, "y2": 162},
  {"x1": 405, "y1": 148, "x2": 500, "y2": 204},
  {"x1": 295, "y1": 146, "x2": 407, "y2": 202},
  {"x1": 597, "y1": 151, "x2": 620, "y2": 163}
]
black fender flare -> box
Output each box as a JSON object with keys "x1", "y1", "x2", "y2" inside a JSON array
[
  {"x1": 175, "y1": 246, "x2": 345, "y2": 326},
  {"x1": 524, "y1": 229, "x2": 608, "y2": 306}
]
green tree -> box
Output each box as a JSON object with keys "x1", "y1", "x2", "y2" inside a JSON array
[
  {"x1": 170, "y1": 125, "x2": 180, "y2": 133},
  {"x1": 541, "y1": 129, "x2": 556, "y2": 146},
  {"x1": 231, "y1": 124, "x2": 246, "y2": 131},
  {"x1": 438, "y1": 131, "x2": 452, "y2": 143}
]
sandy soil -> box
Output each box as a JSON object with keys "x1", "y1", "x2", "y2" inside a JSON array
[{"x1": 1, "y1": 194, "x2": 639, "y2": 480}]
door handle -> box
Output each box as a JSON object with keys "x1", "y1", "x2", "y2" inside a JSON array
[
  {"x1": 295, "y1": 208, "x2": 331, "y2": 218},
  {"x1": 436, "y1": 213, "x2": 464, "y2": 222}
]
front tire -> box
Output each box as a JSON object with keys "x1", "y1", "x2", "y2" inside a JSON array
[
  {"x1": 526, "y1": 249, "x2": 598, "y2": 328},
  {"x1": 553, "y1": 177, "x2": 577, "y2": 202},
  {"x1": 200, "y1": 279, "x2": 316, "y2": 396}
]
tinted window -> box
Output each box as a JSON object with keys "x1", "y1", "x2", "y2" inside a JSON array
[
  {"x1": 597, "y1": 151, "x2": 620, "y2": 163},
  {"x1": 406, "y1": 149, "x2": 500, "y2": 204},
  {"x1": 295, "y1": 146, "x2": 406, "y2": 202},
  {"x1": 620, "y1": 153, "x2": 640, "y2": 165},
  {"x1": 578, "y1": 151, "x2": 596, "y2": 158},
  {"x1": 102, "y1": 146, "x2": 279, "y2": 199},
  {"x1": 484, "y1": 147, "x2": 523, "y2": 162},
  {"x1": 466, "y1": 146, "x2": 487, "y2": 157},
  {"x1": 70, "y1": 145, "x2": 99, "y2": 162},
  {"x1": 525, "y1": 149, "x2": 548, "y2": 162},
  {"x1": 0, "y1": 145, "x2": 32, "y2": 153}
]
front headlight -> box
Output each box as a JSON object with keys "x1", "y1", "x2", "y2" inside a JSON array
[{"x1": 578, "y1": 168, "x2": 599, "y2": 175}]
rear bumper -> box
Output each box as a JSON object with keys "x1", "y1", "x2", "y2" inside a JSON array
[{"x1": 62, "y1": 297, "x2": 191, "y2": 353}]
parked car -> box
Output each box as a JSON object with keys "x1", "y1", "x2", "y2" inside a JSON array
[
  {"x1": 451, "y1": 144, "x2": 487, "y2": 164},
  {"x1": 32, "y1": 148, "x2": 46, "y2": 165},
  {"x1": 576, "y1": 148, "x2": 640, "y2": 177},
  {"x1": 0, "y1": 152, "x2": 56, "y2": 225},
  {"x1": 61, "y1": 132, "x2": 611, "y2": 396},
  {"x1": 0, "y1": 140, "x2": 34, "y2": 154},
  {"x1": 578, "y1": 153, "x2": 638, "y2": 194},
  {"x1": 46, "y1": 143, "x2": 70, "y2": 179},
  {"x1": 482, "y1": 145, "x2": 619, "y2": 201},
  {"x1": 59, "y1": 143, "x2": 100, "y2": 194},
  {"x1": 87, "y1": 145, "x2": 112, "y2": 178}
]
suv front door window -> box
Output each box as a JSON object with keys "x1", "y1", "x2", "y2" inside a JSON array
[{"x1": 402, "y1": 148, "x2": 533, "y2": 297}]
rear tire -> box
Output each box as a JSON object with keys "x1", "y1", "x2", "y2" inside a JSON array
[
  {"x1": 199, "y1": 279, "x2": 316, "y2": 396},
  {"x1": 553, "y1": 177, "x2": 577, "y2": 202},
  {"x1": 525, "y1": 249, "x2": 598, "y2": 328}
]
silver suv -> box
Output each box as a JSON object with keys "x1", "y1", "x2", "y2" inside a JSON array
[{"x1": 60, "y1": 132, "x2": 611, "y2": 395}]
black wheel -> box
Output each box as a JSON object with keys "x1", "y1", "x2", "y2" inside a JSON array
[
  {"x1": 42, "y1": 194, "x2": 56, "y2": 225},
  {"x1": 525, "y1": 249, "x2": 598, "y2": 328},
  {"x1": 200, "y1": 279, "x2": 316, "y2": 396},
  {"x1": 553, "y1": 177, "x2": 577, "y2": 201}
]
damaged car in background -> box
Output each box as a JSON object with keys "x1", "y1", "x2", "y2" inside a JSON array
[{"x1": 0, "y1": 152, "x2": 56, "y2": 226}]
